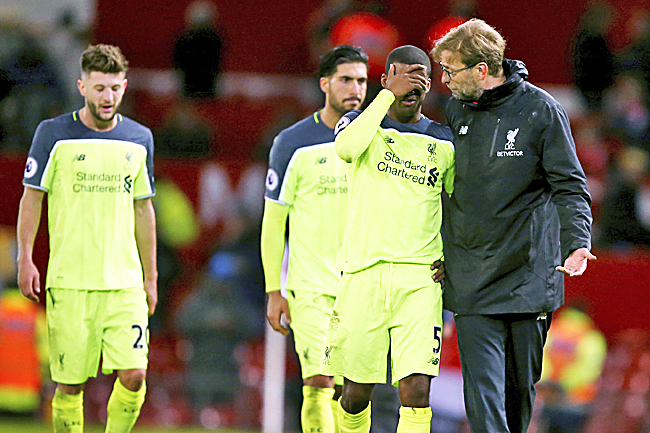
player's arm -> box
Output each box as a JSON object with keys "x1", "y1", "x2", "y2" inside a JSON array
[
  {"x1": 134, "y1": 198, "x2": 158, "y2": 316},
  {"x1": 16, "y1": 187, "x2": 45, "y2": 302},
  {"x1": 335, "y1": 89, "x2": 395, "y2": 162},
  {"x1": 260, "y1": 200, "x2": 291, "y2": 336},
  {"x1": 335, "y1": 64, "x2": 428, "y2": 162}
]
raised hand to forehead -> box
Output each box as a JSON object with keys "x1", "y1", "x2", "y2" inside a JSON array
[{"x1": 385, "y1": 63, "x2": 429, "y2": 97}]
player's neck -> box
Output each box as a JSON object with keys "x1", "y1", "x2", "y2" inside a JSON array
[
  {"x1": 78, "y1": 107, "x2": 119, "y2": 132},
  {"x1": 319, "y1": 106, "x2": 341, "y2": 130},
  {"x1": 387, "y1": 108, "x2": 422, "y2": 124}
]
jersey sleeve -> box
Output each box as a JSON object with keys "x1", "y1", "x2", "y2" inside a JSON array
[
  {"x1": 442, "y1": 145, "x2": 456, "y2": 195},
  {"x1": 23, "y1": 120, "x2": 55, "y2": 191},
  {"x1": 133, "y1": 129, "x2": 156, "y2": 199},
  {"x1": 334, "y1": 89, "x2": 394, "y2": 162},
  {"x1": 265, "y1": 134, "x2": 297, "y2": 206}
]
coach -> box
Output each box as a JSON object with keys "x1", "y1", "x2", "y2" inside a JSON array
[{"x1": 431, "y1": 19, "x2": 596, "y2": 433}]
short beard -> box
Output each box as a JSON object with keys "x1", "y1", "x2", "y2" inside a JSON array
[
  {"x1": 329, "y1": 90, "x2": 360, "y2": 116},
  {"x1": 87, "y1": 100, "x2": 118, "y2": 123},
  {"x1": 453, "y1": 79, "x2": 484, "y2": 102}
]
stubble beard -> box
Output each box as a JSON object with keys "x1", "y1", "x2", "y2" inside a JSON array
[
  {"x1": 87, "y1": 100, "x2": 119, "y2": 123},
  {"x1": 451, "y1": 74, "x2": 484, "y2": 102}
]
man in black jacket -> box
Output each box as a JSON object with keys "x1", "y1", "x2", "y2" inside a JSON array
[{"x1": 431, "y1": 19, "x2": 596, "y2": 433}]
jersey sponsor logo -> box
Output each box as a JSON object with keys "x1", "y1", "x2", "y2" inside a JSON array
[
  {"x1": 318, "y1": 174, "x2": 348, "y2": 195},
  {"x1": 497, "y1": 128, "x2": 524, "y2": 157},
  {"x1": 377, "y1": 151, "x2": 428, "y2": 184},
  {"x1": 459, "y1": 125, "x2": 469, "y2": 135},
  {"x1": 426, "y1": 167, "x2": 439, "y2": 187},
  {"x1": 24, "y1": 157, "x2": 38, "y2": 178},
  {"x1": 334, "y1": 116, "x2": 350, "y2": 135},
  {"x1": 265, "y1": 168, "x2": 279, "y2": 191},
  {"x1": 72, "y1": 171, "x2": 132, "y2": 194},
  {"x1": 73, "y1": 171, "x2": 129, "y2": 193},
  {"x1": 124, "y1": 174, "x2": 132, "y2": 193}
]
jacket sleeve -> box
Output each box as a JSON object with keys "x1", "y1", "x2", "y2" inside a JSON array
[
  {"x1": 540, "y1": 102, "x2": 593, "y2": 260},
  {"x1": 335, "y1": 89, "x2": 395, "y2": 162}
]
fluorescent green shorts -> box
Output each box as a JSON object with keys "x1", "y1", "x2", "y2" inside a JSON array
[
  {"x1": 322, "y1": 262, "x2": 443, "y2": 386},
  {"x1": 46, "y1": 288, "x2": 149, "y2": 384},
  {"x1": 286, "y1": 289, "x2": 341, "y2": 382}
]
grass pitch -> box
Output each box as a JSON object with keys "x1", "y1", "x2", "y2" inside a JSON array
[{"x1": 0, "y1": 419, "x2": 254, "y2": 433}]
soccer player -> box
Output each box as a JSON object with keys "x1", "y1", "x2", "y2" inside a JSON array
[
  {"x1": 16, "y1": 44, "x2": 157, "y2": 433},
  {"x1": 322, "y1": 45, "x2": 455, "y2": 433},
  {"x1": 261, "y1": 45, "x2": 371, "y2": 433}
]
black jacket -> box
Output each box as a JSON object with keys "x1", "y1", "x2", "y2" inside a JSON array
[{"x1": 442, "y1": 59, "x2": 592, "y2": 315}]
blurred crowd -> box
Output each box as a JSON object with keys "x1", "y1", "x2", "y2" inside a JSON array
[{"x1": 0, "y1": 0, "x2": 649, "y2": 432}]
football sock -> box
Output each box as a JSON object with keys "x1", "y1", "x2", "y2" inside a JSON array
[
  {"x1": 396, "y1": 406, "x2": 432, "y2": 433},
  {"x1": 52, "y1": 388, "x2": 84, "y2": 433},
  {"x1": 105, "y1": 379, "x2": 146, "y2": 433},
  {"x1": 338, "y1": 399, "x2": 371, "y2": 433},
  {"x1": 302, "y1": 386, "x2": 336, "y2": 433},
  {"x1": 331, "y1": 397, "x2": 340, "y2": 433}
]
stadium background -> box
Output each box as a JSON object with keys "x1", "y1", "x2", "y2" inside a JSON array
[{"x1": 0, "y1": 0, "x2": 649, "y2": 432}]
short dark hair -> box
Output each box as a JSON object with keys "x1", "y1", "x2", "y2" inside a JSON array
[
  {"x1": 80, "y1": 44, "x2": 129, "y2": 76},
  {"x1": 385, "y1": 45, "x2": 432, "y2": 77},
  {"x1": 318, "y1": 45, "x2": 369, "y2": 78}
]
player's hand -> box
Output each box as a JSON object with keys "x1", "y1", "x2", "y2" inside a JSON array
[
  {"x1": 385, "y1": 63, "x2": 428, "y2": 98},
  {"x1": 430, "y1": 260, "x2": 445, "y2": 289},
  {"x1": 555, "y1": 247, "x2": 597, "y2": 277},
  {"x1": 267, "y1": 290, "x2": 291, "y2": 336},
  {"x1": 144, "y1": 278, "x2": 158, "y2": 316},
  {"x1": 18, "y1": 258, "x2": 40, "y2": 302}
]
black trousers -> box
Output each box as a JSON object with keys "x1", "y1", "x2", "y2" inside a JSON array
[{"x1": 454, "y1": 312, "x2": 552, "y2": 433}]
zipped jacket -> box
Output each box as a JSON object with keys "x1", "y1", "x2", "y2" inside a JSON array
[{"x1": 442, "y1": 59, "x2": 592, "y2": 315}]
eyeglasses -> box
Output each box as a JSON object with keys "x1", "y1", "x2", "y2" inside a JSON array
[{"x1": 439, "y1": 62, "x2": 479, "y2": 80}]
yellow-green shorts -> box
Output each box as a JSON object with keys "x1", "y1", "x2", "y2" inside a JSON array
[
  {"x1": 322, "y1": 262, "x2": 443, "y2": 386},
  {"x1": 46, "y1": 288, "x2": 149, "y2": 385},
  {"x1": 287, "y1": 289, "x2": 341, "y2": 385}
]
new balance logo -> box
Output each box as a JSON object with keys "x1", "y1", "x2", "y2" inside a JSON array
[
  {"x1": 383, "y1": 135, "x2": 395, "y2": 144},
  {"x1": 316, "y1": 157, "x2": 327, "y2": 164},
  {"x1": 427, "y1": 356, "x2": 440, "y2": 365},
  {"x1": 459, "y1": 126, "x2": 469, "y2": 135},
  {"x1": 73, "y1": 154, "x2": 86, "y2": 161}
]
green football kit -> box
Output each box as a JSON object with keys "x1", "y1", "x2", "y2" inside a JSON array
[
  {"x1": 263, "y1": 110, "x2": 348, "y2": 380},
  {"x1": 322, "y1": 89, "x2": 455, "y2": 384},
  {"x1": 23, "y1": 111, "x2": 155, "y2": 383}
]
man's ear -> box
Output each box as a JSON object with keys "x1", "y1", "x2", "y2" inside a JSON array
[
  {"x1": 476, "y1": 62, "x2": 489, "y2": 80},
  {"x1": 319, "y1": 76, "x2": 329, "y2": 93}
]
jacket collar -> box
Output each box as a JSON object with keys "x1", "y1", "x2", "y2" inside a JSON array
[{"x1": 460, "y1": 59, "x2": 528, "y2": 109}]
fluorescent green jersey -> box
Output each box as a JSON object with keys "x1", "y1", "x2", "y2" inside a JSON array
[
  {"x1": 23, "y1": 112, "x2": 155, "y2": 290},
  {"x1": 264, "y1": 111, "x2": 348, "y2": 296},
  {"x1": 334, "y1": 89, "x2": 455, "y2": 273}
]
